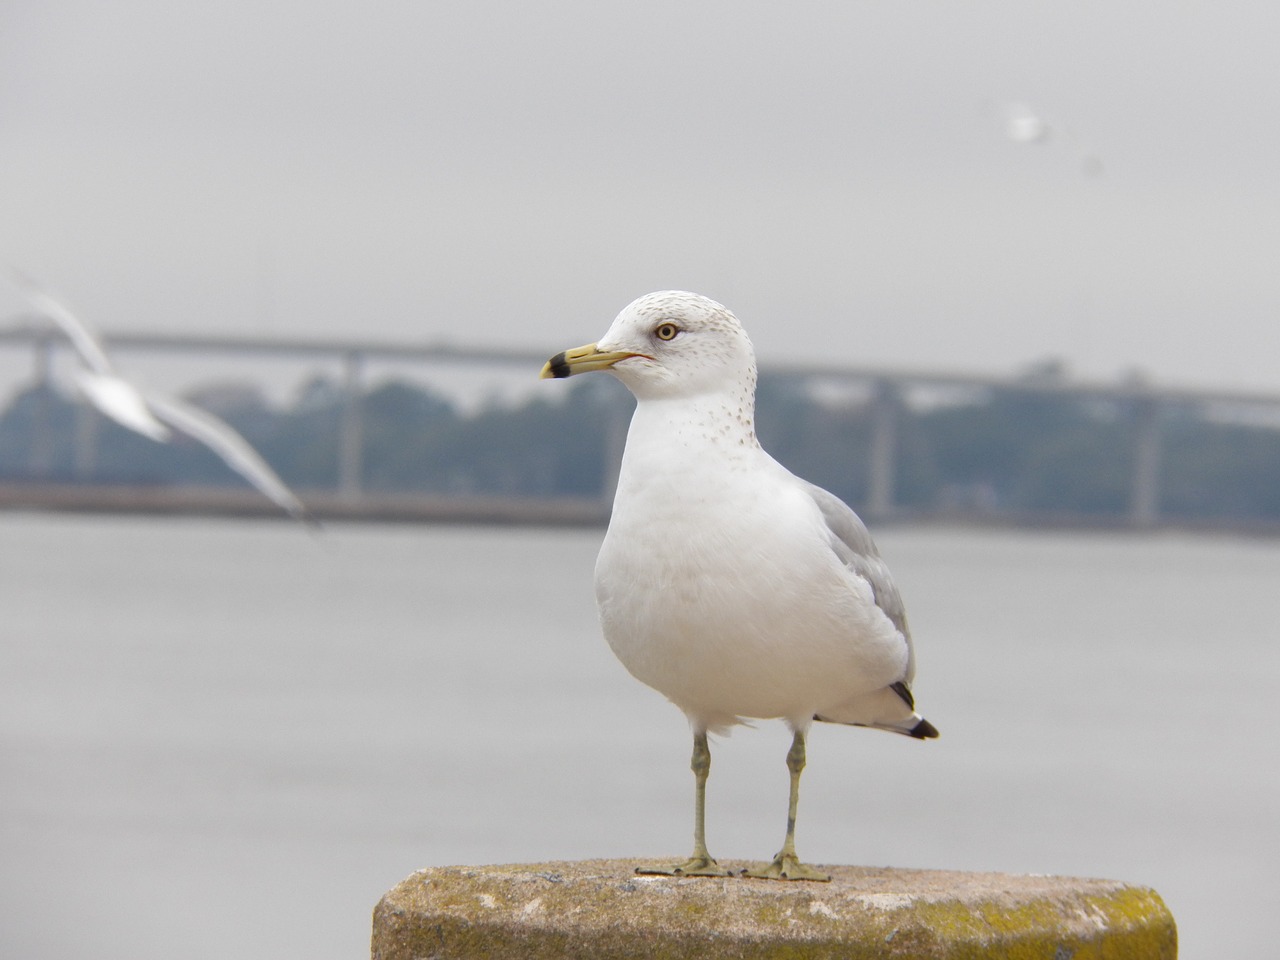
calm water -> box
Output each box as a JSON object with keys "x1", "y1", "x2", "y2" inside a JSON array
[{"x1": 2, "y1": 513, "x2": 1277, "y2": 958}]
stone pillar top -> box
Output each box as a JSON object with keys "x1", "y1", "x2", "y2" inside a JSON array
[{"x1": 372, "y1": 858, "x2": 1176, "y2": 959}]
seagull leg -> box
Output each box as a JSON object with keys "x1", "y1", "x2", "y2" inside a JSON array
[
  {"x1": 743, "y1": 729, "x2": 831, "y2": 881},
  {"x1": 637, "y1": 730, "x2": 731, "y2": 877}
]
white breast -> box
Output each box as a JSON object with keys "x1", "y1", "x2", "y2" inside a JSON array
[{"x1": 594, "y1": 434, "x2": 908, "y2": 732}]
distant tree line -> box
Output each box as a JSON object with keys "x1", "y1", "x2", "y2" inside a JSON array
[{"x1": 2, "y1": 370, "x2": 1280, "y2": 523}]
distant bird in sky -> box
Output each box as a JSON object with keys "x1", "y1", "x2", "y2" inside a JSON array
[
  {"x1": 1004, "y1": 101, "x2": 1054, "y2": 145},
  {"x1": 1002, "y1": 101, "x2": 1104, "y2": 177},
  {"x1": 11, "y1": 271, "x2": 310, "y2": 523}
]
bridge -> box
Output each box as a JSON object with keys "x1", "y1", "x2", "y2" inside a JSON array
[{"x1": 3, "y1": 323, "x2": 1279, "y2": 527}]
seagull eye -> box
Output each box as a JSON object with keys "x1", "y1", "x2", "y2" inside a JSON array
[{"x1": 654, "y1": 322, "x2": 680, "y2": 341}]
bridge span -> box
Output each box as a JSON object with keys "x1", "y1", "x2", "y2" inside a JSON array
[{"x1": 4, "y1": 324, "x2": 1279, "y2": 527}]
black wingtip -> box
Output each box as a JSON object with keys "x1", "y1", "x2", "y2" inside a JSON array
[
  {"x1": 908, "y1": 718, "x2": 940, "y2": 740},
  {"x1": 812, "y1": 711, "x2": 940, "y2": 740},
  {"x1": 889, "y1": 680, "x2": 916, "y2": 710},
  {"x1": 546, "y1": 351, "x2": 572, "y2": 379}
]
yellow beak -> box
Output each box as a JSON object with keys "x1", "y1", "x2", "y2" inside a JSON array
[{"x1": 539, "y1": 342, "x2": 649, "y2": 379}]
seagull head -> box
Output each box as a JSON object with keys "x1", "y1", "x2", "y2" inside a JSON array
[{"x1": 540, "y1": 291, "x2": 757, "y2": 401}]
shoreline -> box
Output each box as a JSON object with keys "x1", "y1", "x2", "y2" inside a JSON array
[{"x1": 3, "y1": 480, "x2": 1280, "y2": 538}]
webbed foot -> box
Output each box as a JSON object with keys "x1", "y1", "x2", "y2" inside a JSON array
[
  {"x1": 742, "y1": 853, "x2": 831, "y2": 882},
  {"x1": 636, "y1": 856, "x2": 733, "y2": 878}
]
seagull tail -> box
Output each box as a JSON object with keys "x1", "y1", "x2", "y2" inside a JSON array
[
  {"x1": 903, "y1": 716, "x2": 940, "y2": 740},
  {"x1": 815, "y1": 713, "x2": 940, "y2": 740},
  {"x1": 814, "y1": 681, "x2": 939, "y2": 739}
]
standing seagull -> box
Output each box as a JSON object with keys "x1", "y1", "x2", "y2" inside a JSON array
[
  {"x1": 542, "y1": 291, "x2": 937, "y2": 881},
  {"x1": 12, "y1": 272, "x2": 310, "y2": 523}
]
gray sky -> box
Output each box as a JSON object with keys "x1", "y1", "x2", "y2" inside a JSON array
[{"x1": 2, "y1": 1, "x2": 1278, "y2": 392}]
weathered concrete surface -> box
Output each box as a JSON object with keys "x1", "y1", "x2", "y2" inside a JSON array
[{"x1": 371, "y1": 859, "x2": 1176, "y2": 959}]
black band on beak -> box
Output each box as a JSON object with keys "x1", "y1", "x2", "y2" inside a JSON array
[{"x1": 546, "y1": 351, "x2": 572, "y2": 379}]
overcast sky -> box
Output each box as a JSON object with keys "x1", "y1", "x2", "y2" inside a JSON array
[{"x1": 2, "y1": 1, "x2": 1277, "y2": 393}]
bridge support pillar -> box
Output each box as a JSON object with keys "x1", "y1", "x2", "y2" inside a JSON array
[
  {"x1": 866, "y1": 378, "x2": 898, "y2": 521},
  {"x1": 339, "y1": 350, "x2": 365, "y2": 500},
  {"x1": 1129, "y1": 395, "x2": 1162, "y2": 527}
]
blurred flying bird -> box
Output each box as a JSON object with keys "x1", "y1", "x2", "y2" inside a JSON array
[
  {"x1": 1003, "y1": 101, "x2": 1054, "y2": 145},
  {"x1": 1005, "y1": 101, "x2": 1053, "y2": 144},
  {"x1": 1002, "y1": 101, "x2": 1103, "y2": 177},
  {"x1": 11, "y1": 271, "x2": 310, "y2": 523},
  {"x1": 15, "y1": 273, "x2": 172, "y2": 443}
]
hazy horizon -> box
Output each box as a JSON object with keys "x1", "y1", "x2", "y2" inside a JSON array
[{"x1": 3, "y1": 2, "x2": 1277, "y2": 393}]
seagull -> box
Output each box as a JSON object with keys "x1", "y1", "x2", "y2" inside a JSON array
[
  {"x1": 1002, "y1": 101, "x2": 1104, "y2": 177},
  {"x1": 12, "y1": 272, "x2": 310, "y2": 523},
  {"x1": 541, "y1": 291, "x2": 937, "y2": 881},
  {"x1": 1005, "y1": 100, "x2": 1053, "y2": 144}
]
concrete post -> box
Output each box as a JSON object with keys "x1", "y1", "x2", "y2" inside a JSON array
[{"x1": 372, "y1": 860, "x2": 1176, "y2": 959}]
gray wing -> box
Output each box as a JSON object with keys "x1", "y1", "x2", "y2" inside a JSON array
[
  {"x1": 801, "y1": 479, "x2": 916, "y2": 684},
  {"x1": 12, "y1": 270, "x2": 115, "y2": 374},
  {"x1": 145, "y1": 391, "x2": 310, "y2": 524}
]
